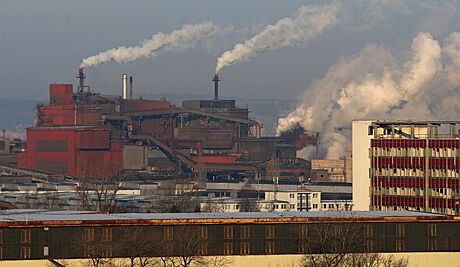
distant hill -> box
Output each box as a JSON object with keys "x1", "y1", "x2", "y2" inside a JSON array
[{"x1": 0, "y1": 99, "x2": 44, "y2": 129}]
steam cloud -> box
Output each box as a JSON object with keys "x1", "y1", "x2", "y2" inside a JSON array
[
  {"x1": 214, "y1": 2, "x2": 341, "y2": 74},
  {"x1": 80, "y1": 22, "x2": 219, "y2": 68},
  {"x1": 276, "y1": 32, "x2": 453, "y2": 159}
]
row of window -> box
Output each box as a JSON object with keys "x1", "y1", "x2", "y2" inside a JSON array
[
  {"x1": 372, "y1": 168, "x2": 460, "y2": 178},
  {"x1": 371, "y1": 147, "x2": 460, "y2": 158},
  {"x1": 372, "y1": 187, "x2": 460, "y2": 198}
]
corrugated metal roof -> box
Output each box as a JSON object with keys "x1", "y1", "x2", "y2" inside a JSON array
[{"x1": 0, "y1": 209, "x2": 447, "y2": 223}]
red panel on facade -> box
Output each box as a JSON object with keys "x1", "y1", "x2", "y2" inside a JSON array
[
  {"x1": 75, "y1": 129, "x2": 110, "y2": 150},
  {"x1": 50, "y1": 84, "x2": 73, "y2": 105},
  {"x1": 372, "y1": 138, "x2": 460, "y2": 148}
]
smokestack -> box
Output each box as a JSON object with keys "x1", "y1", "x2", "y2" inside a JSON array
[
  {"x1": 77, "y1": 68, "x2": 86, "y2": 93},
  {"x1": 212, "y1": 73, "x2": 220, "y2": 101},
  {"x1": 122, "y1": 73, "x2": 128, "y2": 99},
  {"x1": 129, "y1": 76, "x2": 133, "y2": 100}
]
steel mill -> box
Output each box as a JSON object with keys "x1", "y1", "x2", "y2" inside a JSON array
[{"x1": 18, "y1": 69, "x2": 317, "y2": 180}]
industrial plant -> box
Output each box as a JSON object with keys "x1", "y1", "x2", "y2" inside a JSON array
[{"x1": 16, "y1": 68, "x2": 314, "y2": 182}]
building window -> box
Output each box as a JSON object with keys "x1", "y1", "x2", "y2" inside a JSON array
[
  {"x1": 21, "y1": 230, "x2": 31, "y2": 243},
  {"x1": 224, "y1": 226, "x2": 234, "y2": 239},
  {"x1": 198, "y1": 242, "x2": 208, "y2": 255},
  {"x1": 313, "y1": 204, "x2": 318, "y2": 209},
  {"x1": 199, "y1": 227, "x2": 208, "y2": 239},
  {"x1": 363, "y1": 224, "x2": 373, "y2": 238},
  {"x1": 21, "y1": 246, "x2": 31, "y2": 259},
  {"x1": 332, "y1": 225, "x2": 341, "y2": 238},
  {"x1": 428, "y1": 224, "x2": 437, "y2": 237},
  {"x1": 365, "y1": 240, "x2": 373, "y2": 252},
  {"x1": 240, "y1": 242, "x2": 250, "y2": 255},
  {"x1": 84, "y1": 245, "x2": 95, "y2": 257},
  {"x1": 164, "y1": 227, "x2": 173, "y2": 241},
  {"x1": 102, "y1": 228, "x2": 112, "y2": 241},
  {"x1": 290, "y1": 193, "x2": 295, "y2": 199},
  {"x1": 165, "y1": 243, "x2": 173, "y2": 255},
  {"x1": 102, "y1": 246, "x2": 112, "y2": 257},
  {"x1": 224, "y1": 242, "x2": 233, "y2": 255},
  {"x1": 266, "y1": 226, "x2": 275, "y2": 239},
  {"x1": 299, "y1": 225, "x2": 308, "y2": 238},
  {"x1": 241, "y1": 226, "x2": 250, "y2": 239},
  {"x1": 395, "y1": 240, "x2": 405, "y2": 252},
  {"x1": 298, "y1": 240, "x2": 307, "y2": 253},
  {"x1": 395, "y1": 224, "x2": 405, "y2": 238},
  {"x1": 265, "y1": 242, "x2": 275, "y2": 254},
  {"x1": 84, "y1": 229, "x2": 94, "y2": 242},
  {"x1": 428, "y1": 239, "x2": 437, "y2": 251},
  {"x1": 313, "y1": 193, "x2": 318, "y2": 198}
]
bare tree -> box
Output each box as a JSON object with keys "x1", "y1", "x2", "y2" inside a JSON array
[
  {"x1": 159, "y1": 226, "x2": 210, "y2": 267},
  {"x1": 76, "y1": 175, "x2": 122, "y2": 212},
  {"x1": 298, "y1": 223, "x2": 408, "y2": 267},
  {"x1": 150, "y1": 183, "x2": 199, "y2": 213},
  {"x1": 117, "y1": 226, "x2": 164, "y2": 267}
]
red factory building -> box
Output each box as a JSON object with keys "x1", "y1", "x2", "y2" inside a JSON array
[
  {"x1": 19, "y1": 127, "x2": 122, "y2": 177},
  {"x1": 18, "y1": 69, "x2": 312, "y2": 179}
]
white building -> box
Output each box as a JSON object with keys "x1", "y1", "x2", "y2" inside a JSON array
[{"x1": 199, "y1": 190, "x2": 352, "y2": 212}]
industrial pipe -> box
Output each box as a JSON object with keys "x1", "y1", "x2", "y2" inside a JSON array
[
  {"x1": 212, "y1": 74, "x2": 220, "y2": 101},
  {"x1": 77, "y1": 68, "x2": 86, "y2": 93},
  {"x1": 129, "y1": 76, "x2": 133, "y2": 100},
  {"x1": 122, "y1": 73, "x2": 128, "y2": 99}
]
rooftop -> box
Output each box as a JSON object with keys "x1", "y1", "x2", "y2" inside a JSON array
[{"x1": 0, "y1": 209, "x2": 450, "y2": 226}]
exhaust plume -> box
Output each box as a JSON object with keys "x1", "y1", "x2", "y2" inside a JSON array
[
  {"x1": 214, "y1": 2, "x2": 341, "y2": 74},
  {"x1": 277, "y1": 32, "x2": 443, "y2": 159},
  {"x1": 80, "y1": 22, "x2": 219, "y2": 68}
]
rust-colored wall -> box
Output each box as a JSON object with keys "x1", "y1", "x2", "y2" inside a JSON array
[
  {"x1": 50, "y1": 84, "x2": 73, "y2": 105},
  {"x1": 18, "y1": 128, "x2": 122, "y2": 177}
]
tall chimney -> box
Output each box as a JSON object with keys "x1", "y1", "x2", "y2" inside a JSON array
[
  {"x1": 212, "y1": 73, "x2": 220, "y2": 101},
  {"x1": 122, "y1": 73, "x2": 128, "y2": 99},
  {"x1": 129, "y1": 76, "x2": 133, "y2": 100},
  {"x1": 77, "y1": 68, "x2": 86, "y2": 93}
]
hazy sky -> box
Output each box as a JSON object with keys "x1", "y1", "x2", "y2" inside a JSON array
[{"x1": 1, "y1": 0, "x2": 459, "y2": 100}]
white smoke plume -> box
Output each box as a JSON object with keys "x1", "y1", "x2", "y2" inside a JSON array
[
  {"x1": 277, "y1": 32, "x2": 443, "y2": 159},
  {"x1": 444, "y1": 32, "x2": 460, "y2": 86},
  {"x1": 80, "y1": 22, "x2": 219, "y2": 68},
  {"x1": 214, "y1": 2, "x2": 341, "y2": 74}
]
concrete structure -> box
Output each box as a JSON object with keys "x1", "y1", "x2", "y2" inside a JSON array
[
  {"x1": 352, "y1": 120, "x2": 375, "y2": 210},
  {"x1": 311, "y1": 159, "x2": 350, "y2": 182},
  {"x1": 0, "y1": 209, "x2": 458, "y2": 266},
  {"x1": 353, "y1": 120, "x2": 460, "y2": 215}
]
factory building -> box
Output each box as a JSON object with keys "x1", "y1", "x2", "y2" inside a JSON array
[
  {"x1": 352, "y1": 120, "x2": 460, "y2": 215},
  {"x1": 18, "y1": 69, "x2": 312, "y2": 180},
  {"x1": 0, "y1": 210, "x2": 458, "y2": 267}
]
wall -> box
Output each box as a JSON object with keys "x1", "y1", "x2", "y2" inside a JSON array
[
  {"x1": 1, "y1": 252, "x2": 460, "y2": 267},
  {"x1": 352, "y1": 120, "x2": 373, "y2": 211}
]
